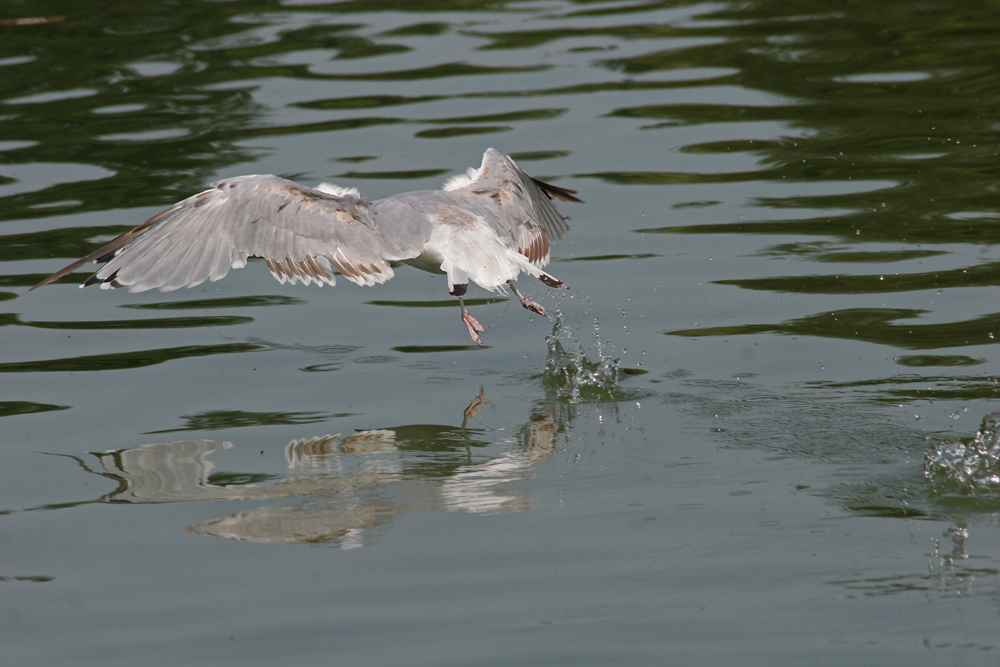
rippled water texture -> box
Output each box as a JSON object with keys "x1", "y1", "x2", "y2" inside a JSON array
[{"x1": 5, "y1": 1, "x2": 1000, "y2": 665}]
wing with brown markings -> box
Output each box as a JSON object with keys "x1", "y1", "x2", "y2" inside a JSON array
[{"x1": 27, "y1": 175, "x2": 396, "y2": 294}]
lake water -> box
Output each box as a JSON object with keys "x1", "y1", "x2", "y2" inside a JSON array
[{"x1": 4, "y1": 1, "x2": 1000, "y2": 664}]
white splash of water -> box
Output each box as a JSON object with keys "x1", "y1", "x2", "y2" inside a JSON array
[
  {"x1": 542, "y1": 306, "x2": 632, "y2": 404},
  {"x1": 925, "y1": 411, "x2": 1000, "y2": 493}
]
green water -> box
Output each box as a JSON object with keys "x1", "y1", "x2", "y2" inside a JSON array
[{"x1": 4, "y1": 1, "x2": 1000, "y2": 664}]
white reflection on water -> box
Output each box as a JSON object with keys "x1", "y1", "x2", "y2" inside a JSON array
[{"x1": 71, "y1": 391, "x2": 561, "y2": 547}]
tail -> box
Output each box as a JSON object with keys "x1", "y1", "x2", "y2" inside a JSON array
[
  {"x1": 539, "y1": 273, "x2": 562, "y2": 288},
  {"x1": 503, "y1": 245, "x2": 563, "y2": 288}
]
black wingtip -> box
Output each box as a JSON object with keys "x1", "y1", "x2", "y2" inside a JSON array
[
  {"x1": 531, "y1": 177, "x2": 583, "y2": 204},
  {"x1": 22, "y1": 206, "x2": 172, "y2": 297}
]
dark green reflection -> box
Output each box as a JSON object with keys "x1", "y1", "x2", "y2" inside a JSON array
[
  {"x1": 509, "y1": 150, "x2": 571, "y2": 162},
  {"x1": 559, "y1": 253, "x2": 659, "y2": 262},
  {"x1": 670, "y1": 308, "x2": 1000, "y2": 350},
  {"x1": 380, "y1": 22, "x2": 450, "y2": 37},
  {"x1": 251, "y1": 117, "x2": 402, "y2": 138},
  {"x1": 368, "y1": 298, "x2": 502, "y2": 308},
  {"x1": 385, "y1": 424, "x2": 494, "y2": 477},
  {"x1": 714, "y1": 261, "x2": 1000, "y2": 295},
  {"x1": 809, "y1": 374, "x2": 1000, "y2": 404},
  {"x1": 425, "y1": 109, "x2": 565, "y2": 124},
  {"x1": 415, "y1": 125, "x2": 511, "y2": 139},
  {"x1": 151, "y1": 410, "x2": 356, "y2": 433},
  {"x1": 294, "y1": 95, "x2": 443, "y2": 110},
  {"x1": 0, "y1": 401, "x2": 70, "y2": 418},
  {"x1": 25, "y1": 316, "x2": 253, "y2": 330},
  {"x1": 756, "y1": 243, "x2": 946, "y2": 264},
  {"x1": 206, "y1": 472, "x2": 276, "y2": 487},
  {"x1": 841, "y1": 505, "x2": 927, "y2": 520},
  {"x1": 329, "y1": 62, "x2": 549, "y2": 81},
  {"x1": 0, "y1": 343, "x2": 262, "y2": 373},
  {"x1": 392, "y1": 345, "x2": 483, "y2": 353},
  {"x1": 122, "y1": 295, "x2": 303, "y2": 310}
]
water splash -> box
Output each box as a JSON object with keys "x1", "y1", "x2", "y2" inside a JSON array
[
  {"x1": 541, "y1": 307, "x2": 648, "y2": 404},
  {"x1": 925, "y1": 412, "x2": 1000, "y2": 494}
]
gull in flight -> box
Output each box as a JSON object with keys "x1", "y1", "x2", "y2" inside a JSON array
[{"x1": 27, "y1": 148, "x2": 582, "y2": 345}]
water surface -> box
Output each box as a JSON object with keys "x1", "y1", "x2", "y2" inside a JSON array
[{"x1": 4, "y1": 1, "x2": 1000, "y2": 665}]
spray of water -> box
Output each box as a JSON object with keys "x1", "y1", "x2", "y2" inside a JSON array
[
  {"x1": 925, "y1": 411, "x2": 1000, "y2": 494},
  {"x1": 541, "y1": 305, "x2": 648, "y2": 404}
]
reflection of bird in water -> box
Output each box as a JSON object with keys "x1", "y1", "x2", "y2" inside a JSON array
[
  {"x1": 59, "y1": 388, "x2": 564, "y2": 546},
  {"x1": 28, "y1": 148, "x2": 582, "y2": 344},
  {"x1": 462, "y1": 386, "x2": 487, "y2": 428}
]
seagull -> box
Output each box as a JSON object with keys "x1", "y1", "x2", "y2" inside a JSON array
[{"x1": 27, "y1": 148, "x2": 582, "y2": 345}]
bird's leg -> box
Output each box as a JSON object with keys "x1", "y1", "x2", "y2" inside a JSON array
[
  {"x1": 452, "y1": 283, "x2": 485, "y2": 345},
  {"x1": 507, "y1": 280, "x2": 546, "y2": 317},
  {"x1": 459, "y1": 297, "x2": 485, "y2": 345}
]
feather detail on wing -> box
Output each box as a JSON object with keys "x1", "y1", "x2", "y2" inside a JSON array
[
  {"x1": 515, "y1": 222, "x2": 550, "y2": 266},
  {"x1": 442, "y1": 148, "x2": 581, "y2": 245},
  {"x1": 27, "y1": 175, "x2": 395, "y2": 293}
]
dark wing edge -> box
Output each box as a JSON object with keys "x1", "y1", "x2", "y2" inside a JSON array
[
  {"x1": 507, "y1": 155, "x2": 580, "y2": 243},
  {"x1": 24, "y1": 206, "x2": 177, "y2": 295},
  {"x1": 530, "y1": 177, "x2": 583, "y2": 204}
]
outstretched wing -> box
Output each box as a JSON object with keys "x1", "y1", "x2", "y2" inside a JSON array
[
  {"x1": 27, "y1": 175, "x2": 395, "y2": 294},
  {"x1": 442, "y1": 148, "x2": 582, "y2": 250}
]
